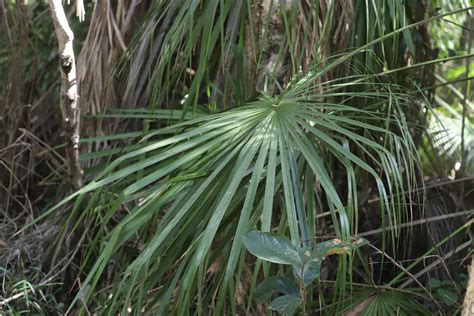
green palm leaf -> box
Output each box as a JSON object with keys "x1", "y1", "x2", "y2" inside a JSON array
[{"x1": 58, "y1": 67, "x2": 420, "y2": 314}]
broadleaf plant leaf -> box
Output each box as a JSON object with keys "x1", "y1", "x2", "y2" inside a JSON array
[
  {"x1": 293, "y1": 259, "x2": 321, "y2": 287},
  {"x1": 314, "y1": 237, "x2": 368, "y2": 258},
  {"x1": 255, "y1": 276, "x2": 300, "y2": 303},
  {"x1": 437, "y1": 288, "x2": 459, "y2": 306},
  {"x1": 243, "y1": 231, "x2": 301, "y2": 266},
  {"x1": 268, "y1": 295, "x2": 302, "y2": 316}
]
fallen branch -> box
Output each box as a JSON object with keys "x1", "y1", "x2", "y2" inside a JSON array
[{"x1": 48, "y1": 0, "x2": 83, "y2": 189}]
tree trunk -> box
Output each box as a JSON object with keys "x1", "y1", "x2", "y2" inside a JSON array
[
  {"x1": 48, "y1": 0, "x2": 83, "y2": 189},
  {"x1": 462, "y1": 256, "x2": 474, "y2": 316}
]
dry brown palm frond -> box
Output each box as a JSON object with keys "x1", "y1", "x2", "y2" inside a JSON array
[
  {"x1": 1, "y1": 3, "x2": 29, "y2": 146},
  {"x1": 77, "y1": 0, "x2": 148, "y2": 168},
  {"x1": 0, "y1": 129, "x2": 66, "y2": 221},
  {"x1": 0, "y1": 2, "x2": 64, "y2": 217}
]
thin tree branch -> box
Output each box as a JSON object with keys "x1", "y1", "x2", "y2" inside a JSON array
[
  {"x1": 358, "y1": 209, "x2": 474, "y2": 237},
  {"x1": 366, "y1": 243, "x2": 443, "y2": 311},
  {"x1": 399, "y1": 241, "x2": 471, "y2": 289}
]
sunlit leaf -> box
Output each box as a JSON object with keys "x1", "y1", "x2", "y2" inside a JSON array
[{"x1": 243, "y1": 231, "x2": 301, "y2": 266}]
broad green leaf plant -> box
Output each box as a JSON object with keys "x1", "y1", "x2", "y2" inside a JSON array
[{"x1": 243, "y1": 231, "x2": 368, "y2": 315}]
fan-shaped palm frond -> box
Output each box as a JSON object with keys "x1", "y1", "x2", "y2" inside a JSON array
[
  {"x1": 431, "y1": 95, "x2": 474, "y2": 172},
  {"x1": 342, "y1": 288, "x2": 431, "y2": 315},
  {"x1": 45, "y1": 64, "x2": 423, "y2": 314}
]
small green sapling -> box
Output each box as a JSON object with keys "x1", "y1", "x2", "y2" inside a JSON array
[{"x1": 243, "y1": 231, "x2": 368, "y2": 315}]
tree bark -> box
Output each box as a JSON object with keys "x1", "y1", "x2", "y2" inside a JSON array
[
  {"x1": 48, "y1": 0, "x2": 83, "y2": 189},
  {"x1": 462, "y1": 256, "x2": 474, "y2": 316}
]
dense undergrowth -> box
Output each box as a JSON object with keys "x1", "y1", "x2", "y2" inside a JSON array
[{"x1": 0, "y1": 0, "x2": 473, "y2": 315}]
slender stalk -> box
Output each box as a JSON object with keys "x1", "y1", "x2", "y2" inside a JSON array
[
  {"x1": 461, "y1": 11, "x2": 473, "y2": 316},
  {"x1": 300, "y1": 266, "x2": 307, "y2": 316},
  {"x1": 318, "y1": 7, "x2": 474, "y2": 79},
  {"x1": 399, "y1": 240, "x2": 471, "y2": 289},
  {"x1": 388, "y1": 219, "x2": 473, "y2": 286},
  {"x1": 366, "y1": 243, "x2": 443, "y2": 310},
  {"x1": 48, "y1": 0, "x2": 83, "y2": 189},
  {"x1": 461, "y1": 12, "x2": 472, "y2": 174}
]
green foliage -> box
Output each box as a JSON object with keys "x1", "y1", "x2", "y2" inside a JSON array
[
  {"x1": 243, "y1": 231, "x2": 302, "y2": 266},
  {"x1": 344, "y1": 289, "x2": 432, "y2": 316},
  {"x1": 47, "y1": 61, "x2": 422, "y2": 314},
  {"x1": 243, "y1": 231, "x2": 368, "y2": 315},
  {"x1": 419, "y1": 1, "x2": 473, "y2": 175},
  {"x1": 430, "y1": 106, "x2": 474, "y2": 172},
  {"x1": 430, "y1": 274, "x2": 468, "y2": 309},
  {"x1": 429, "y1": 0, "x2": 472, "y2": 56},
  {"x1": 0, "y1": 268, "x2": 64, "y2": 315},
  {"x1": 2, "y1": 1, "x2": 473, "y2": 315}
]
